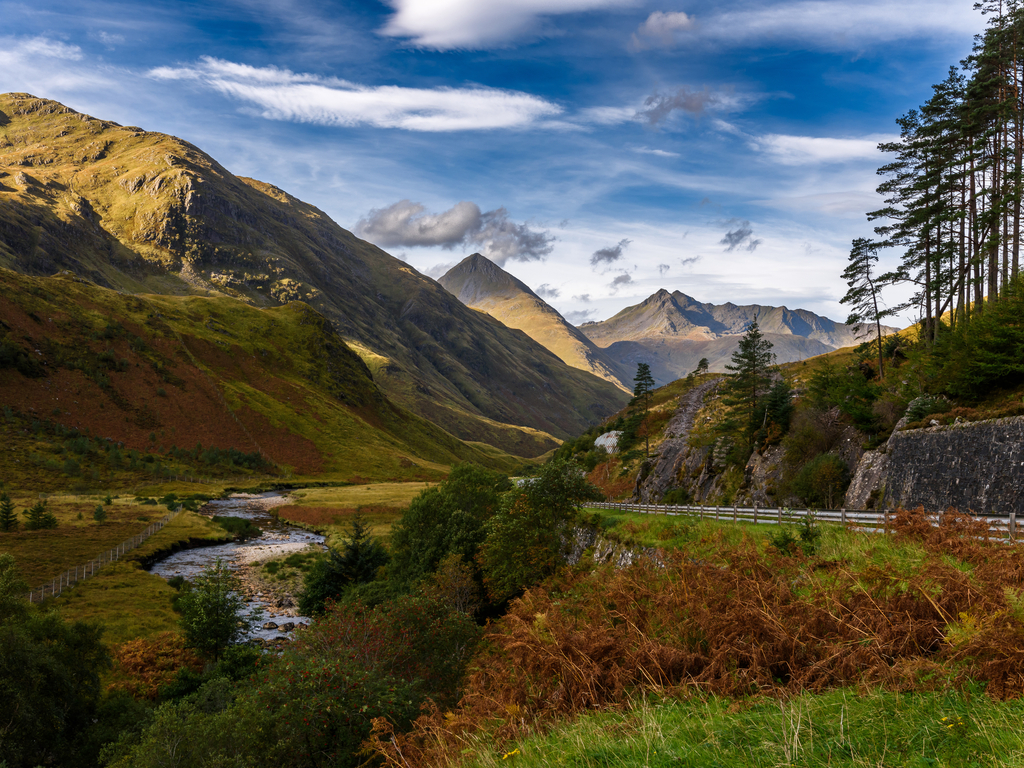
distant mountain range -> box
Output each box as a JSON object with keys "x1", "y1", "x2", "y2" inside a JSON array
[
  {"x1": 439, "y1": 263, "x2": 898, "y2": 388},
  {"x1": 577, "y1": 289, "x2": 899, "y2": 385},
  {"x1": 0, "y1": 93, "x2": 628, "y2": 457}
]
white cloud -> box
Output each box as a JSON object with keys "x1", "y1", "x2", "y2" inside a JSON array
[
  {"x1": 148, "y1": 57, "x2": 561, "y2": 132},
  {"x1": 355, "y1": 199, "x2": 555, "y2": 265},
  {"x1": 632, "y1": 146, "x2": 680, "y2": 158},
  {"x1": 0, "y1": 36, "x2": 115, "y2": 96},
  {"x1": 752, "y1": 133, "x2": 897, "y2": 165},
  {"x1": 577, "y1": 105, "x2": 637, "y2": 125},
  {"x1": 380, "y1": 0, "x2": 640, "y2": 50},
  {"x1": 629, "y1": 11, "x2": 696, "y2": 51},
  {"x1": 692, "y1": 1, "x2": 977, "y2": 49}
]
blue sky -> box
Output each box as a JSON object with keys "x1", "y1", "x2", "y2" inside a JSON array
[{"x1": 0, "y1": 0, "x2": 986, "y2": 326}]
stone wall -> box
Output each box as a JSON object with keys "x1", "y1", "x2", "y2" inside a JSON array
[{"x1": 846, "y1": 416, "x2": 1024, "y2": 514}]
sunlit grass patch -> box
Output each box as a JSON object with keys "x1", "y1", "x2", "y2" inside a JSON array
[{"x1": 459, "y1": 688, "x2": 1024, "y2": 768}]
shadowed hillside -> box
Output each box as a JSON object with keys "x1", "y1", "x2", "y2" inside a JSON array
[
  {"x1": 0, "y1": 93, "x2": 627, "y2": 455},
  {"x1": 0, "y1": 268, "x2": 525, "y2": 489}
]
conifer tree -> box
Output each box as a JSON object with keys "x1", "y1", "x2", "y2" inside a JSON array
[
  {"x1": 0, "y1": 493, "x2": 17, "y2": 532},
  {"x1": 722, "y1": 321, "x2": 775, "y2": 449}
]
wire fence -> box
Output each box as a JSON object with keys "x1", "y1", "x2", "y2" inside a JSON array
[
  {"x1": 24, "y1": 506, "x2": 183, "y2": 603},
  {"x1": 590, "y1": 501, "x2": 1021, "y2": 542}
]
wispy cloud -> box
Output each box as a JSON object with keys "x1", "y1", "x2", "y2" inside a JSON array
[
  {"x1": 751, "y1": 133, "x2": 896, "y2": 165},
  {"x1": 636, "y1": 86, "x2": 718, "y2": 124},
  {"x1": 632, "y1": 146, "x2": 680, "y2": 158},
  {"x1": 628, "y1": 11, "x2": 696, "y2": 51},
  {"x1": 148, "y1": 57, "x2": 562, "y2": 132},
  {"x1": 609, "y1": 273, "x2": 633, "y2": 291},
  {"x1": 687, "y1": 1, "x2": 976, "y2": 50},
  {"x1": 380, "y1": 0, "x2": 639, "y2": 50},
  {"x1": 535, "y1": 283, "x2": 560, "y2": 299},
  {"x1": 355, "y1": 199, "x2": 554, "y2": 265},
  {"x1": 565, "y1": 308, "x2": 596, "y2": 324}
]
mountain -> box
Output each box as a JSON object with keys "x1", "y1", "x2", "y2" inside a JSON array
[
  {"x1": 0, "y1": 267, "x2": 525, "y2": 489},
  {"x1": 0, "y1": 93, "x2": 628, "y2": 455},
  {"x1": 579, "y1": 289, "x2": 898, "y2": 386},
  {"x1": 438, "y1": 254, "x2": 633, "y2": 393}
]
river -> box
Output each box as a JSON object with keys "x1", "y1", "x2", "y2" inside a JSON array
[{"x1": 147, "y1": 492, "x2": 325, "y2": 643}]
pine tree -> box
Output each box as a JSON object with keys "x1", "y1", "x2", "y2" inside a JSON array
[
  {"x1": 722, "y1": 321, "x2": 775, "y2": 449},
  {"x1": 631, "y1": 363, "x2": 655, "y2": 457},
  {"x1": 842, "y1": 237, "x2": 894, "y2": 378},
  {"x1": 0, "y1": 493, "x2": 17, "y2": 532},
  {"x1": 23, "y1": 500, "x2": 57, "y2": 530}
]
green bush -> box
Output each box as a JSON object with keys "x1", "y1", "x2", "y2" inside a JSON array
[{"x1": 791, "y1": 454, "x2": 850, "y2": 509}]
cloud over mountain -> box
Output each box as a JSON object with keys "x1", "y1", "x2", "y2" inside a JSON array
[
  {"x1": 355, "y1": 200, "x2": 554, "y2": 265},
  {"x1": 590, "y1": 238, "x2": 631, "y2": 266}
]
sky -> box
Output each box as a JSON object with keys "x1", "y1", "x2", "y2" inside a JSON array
[{"x1": 0, "y1": 0, "x2": 989, "y2": 326}]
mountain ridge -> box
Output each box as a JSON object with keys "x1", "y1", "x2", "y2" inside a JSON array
[{"x1": 0, "y1": 93, "x2": 628, "y2": 455}]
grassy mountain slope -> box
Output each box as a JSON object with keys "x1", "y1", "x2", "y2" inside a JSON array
[
  {"x1": 0, "y1": 267, "x2": 523, "y2": 490},
  {"x1": 438, "y1": 254, "x2": 633, "y2": 393},
  {"x1": 0, "y1": 93, "x2": 625, "y2": 455}
]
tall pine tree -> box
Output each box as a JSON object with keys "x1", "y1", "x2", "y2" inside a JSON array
[{"x1": 722, "y1": 321, "x2": 775, "y2": 450}]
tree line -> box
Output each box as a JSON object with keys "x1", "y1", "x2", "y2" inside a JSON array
[{"x1": 845, "y1": 1, "x2": 1024, "y2": 349}]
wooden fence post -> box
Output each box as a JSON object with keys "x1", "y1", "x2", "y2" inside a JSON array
[
  {"x1": 777, "y1": 507, "x2": 782, "y2": 524},
  {"x1": 1011, "y1": 512, "x2": 1017, "y2": 543},
  {"x1": 733, "y1": 503, "x2": 737, "y2": 522},
  {"x1": 841, "y1": 508, "x2": 847, "y2": 526}
]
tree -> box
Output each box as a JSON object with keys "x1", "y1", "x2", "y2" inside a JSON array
[
  {"x1": 0, "y1": 492, "x2": 17, "y2": 532},
  {"x1": 177, "y1": 559, "x2": 258, "y2": 662},
  {"x1": 93, "y1": 505, "x2": 107, "y2": 523},
  {"x1": 693, "y1": 357, "x2": 710, "y2": 379},
  {"x1": 0, "y1": 554, "x2": 110, "y2": 768},
  {"x1": 842, "y1": 237, "x2": 895, "y2": 379},
  {"x1": 388, "y1": 463, "x2": 510, "y2": 587},
  {"x1": 23, "y1": 500, "x2": 57, "y2": 530},
  {"x1": 721, "y1": 321, "x2": 776, "y2": 450},
  {"x1": 299, "y1": 514, "x2": 390, "y2": 615},
  {"x1": 631, "y1": 362, "x2": 656, "y2": 456},
  {"x1": 478, "y1": 458, "x2": 602, "y2": 602}
]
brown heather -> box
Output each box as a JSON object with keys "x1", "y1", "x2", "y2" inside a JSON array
[{"x1": 370, "y1": 507, "x2": 1024, "y2": 766}]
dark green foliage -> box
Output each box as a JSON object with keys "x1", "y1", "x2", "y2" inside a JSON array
[
  {"x1": 932, "y1": 278, "x2": 1024, "y2": 400},
  {"x1": 478, "y1": 458, "x2": 603, "y2": 602},
  {"x1": 720, "y1": 321, "x2": 776, "y2": 452},
  {"x1": 107, "y1": 597, "x2": 479, "y2": 768},
  {"x1": 212, "y1": 515, "x2": 261, "y2": 539},
  {"x1": 388, "y1": 463, "x2": 510, "y2": 588},
  {"x1": 0, "y1": 336, "x2": 45, "y2": 378},
  {"x1": 22, "y1": 500, "x2": 57, "y2": 530},
  {"x1": 93, "y1": 504, "x2": 106, "y2": 523},
  {"x1": 753, "y1": 379, "x2": 794, "y2": 447},
  {"x1": 662, "y1": 487, "x2": 692, "y2": 505},
  {"x1": 791, "y1": 454, "x2": 850, "y2": 509},
  {"x1": 631, "y1": 363, "x2": 656, "y2": 456},
  {"x1": 768, "y1": 513, "x2": 823, "y2": 557},
  {"x1": 299, "y1": 515, "x2": 390, "y2": 615},
  {"x1": 0, "y1": 492, "x2": 17, "y2": 532},
  {"x1": 177, "y1": 559, "x2": 259, "y2": 662},
  {"x1": 0, "y1": 554, "x2": 110, "y2": 768}
]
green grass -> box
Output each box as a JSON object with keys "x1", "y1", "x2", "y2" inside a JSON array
[
  {"x1": 52, "y1": 510, "x2": 230, "y2": 645},
  {"x1": 461, "y1": 688, "x2": 1024, "y2": 768}
]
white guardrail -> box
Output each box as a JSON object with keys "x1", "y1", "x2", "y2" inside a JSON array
[
  {"x1": 24, "y1": 506, "x2": 183, "y2": 603},
  {"x1": 588, "y1": 501, "x2": 1022, "y2": 542}
]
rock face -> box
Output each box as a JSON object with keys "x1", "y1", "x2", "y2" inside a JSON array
[
  {"x1": 845, "y1": 416, "x2": 1024, "y2": 514},
  {"x1": 635, "y1": 379, "x2": 721, "y2": 502}
]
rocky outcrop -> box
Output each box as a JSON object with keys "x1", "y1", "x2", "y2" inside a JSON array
[
  {"x1": 845, "y1": 415, "x2": 1024, "y2": 513},
  {"x1": 635, "y1": 379, "x2": 721, "y2": 502},
  {"x1": 567, "y1": 526, "x2": 661, "y2": 569}
]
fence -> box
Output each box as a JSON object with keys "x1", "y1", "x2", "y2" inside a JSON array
[
  {"x1": 589, "y1": 501, "x2": 1021, "y2": 542},
  {"x1": 25, "y1": 506, "x2": 183, "y2": 603}
]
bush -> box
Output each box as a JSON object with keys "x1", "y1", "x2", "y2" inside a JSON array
[
  {"x1": 177, "y1": 560, "x2": 259, "y2": 661},
  {"x1": 23, "y1": 500, "x2": 58, "y2": 530},
  {"x1": 791, "y1": 454, "x2": 850, "y2": 509},
  {"x1": 299, "y1": 515, "x2": 389, "y2": 616}
]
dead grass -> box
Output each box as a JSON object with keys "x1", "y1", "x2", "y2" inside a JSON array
[{"x1": 371, "y1": 507, "x2": 1024, "y2": 766}]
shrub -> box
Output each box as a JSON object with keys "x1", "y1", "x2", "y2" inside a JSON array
[
  {"x1": 791, "y1": 454, "x2": 850, "y2": 509},
  {"x1": 23, "y1": 500, "x2": 58, "y2": 530},
  {"x1": 93, "y1": 505, "x2": 106, "y2": 523}
]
